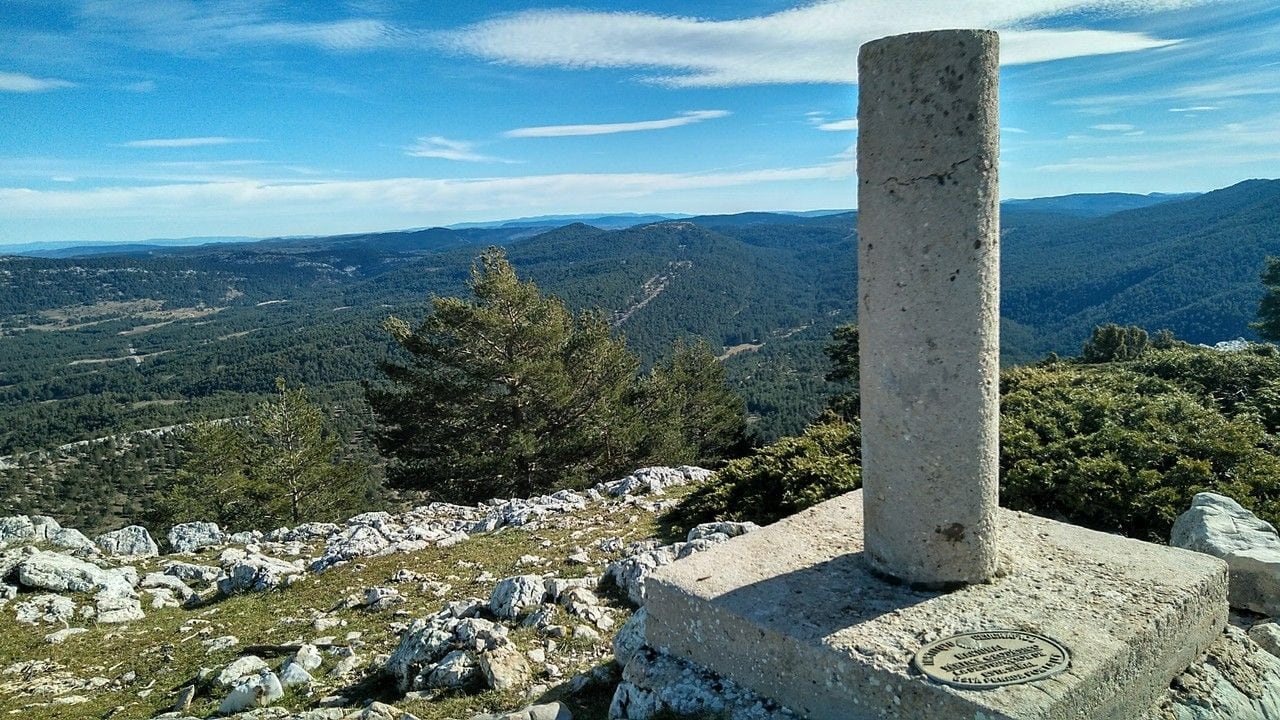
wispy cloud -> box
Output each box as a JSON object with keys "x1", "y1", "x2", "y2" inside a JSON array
[
  {"x1": 123, "y1": 80, "x2": 155, "y2": 93},
  {"x1": 116, "y1": 137, "x2": 261, "y2": 148},
  {"x1": 1168, "y1": 105, "x2": 1220, "y2": 112},
  {"x1": 0, "y1": 71, "x2": 74, "y2": 92},
  {"x1": 404, "y1": 136, "x2": 517, "y2": 163},
  {"x1": 815, "y1": 117, "x2": 857, "y2": 132},
  {"x1": 0, "y1": 162, "x2": 854, "y2": 220},
  {"x1": 1091, "y1": 123, "x2": 1136, "y2": 131},
  {"x1": 76, "y1": 2, "x2": 404, "y2": 53},
  {"x1": 1002, "y1": 127, "x2": 1029, "y2": 134},
  {"x1": 504, "y1": 110, "x2": 729, "y2": 138},
  {"x1": 445, "y1": 1, "x2": 1200, "y2": 87}
]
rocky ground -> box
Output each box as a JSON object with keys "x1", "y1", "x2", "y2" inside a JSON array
[{"x1": 1, "y1": 469, "x2": 1279, "y2": 720}]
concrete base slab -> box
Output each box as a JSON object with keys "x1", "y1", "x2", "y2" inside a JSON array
[{"x1": 644, "y1": 490, "x2": 1229, "y2": 720}]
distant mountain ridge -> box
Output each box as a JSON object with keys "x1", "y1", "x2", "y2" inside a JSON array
[{"x1": 0, "y1": 178, "x2": 1277, "y2": 457}]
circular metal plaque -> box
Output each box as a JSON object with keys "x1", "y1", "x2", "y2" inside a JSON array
[{"x1": 913, "y1": 630, "x2": 1070, "y2": 689}]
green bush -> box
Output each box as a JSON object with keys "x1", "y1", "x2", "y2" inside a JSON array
[
  {"x1": 1000, "y1": 363, "x2": 1280, "y2": 540},
  {"x1": 669, "y1": 416, "x2": 860, "y2": 530},
  {"x1": 674, "y1": 345, "x2": 1280, "y2": 543}
]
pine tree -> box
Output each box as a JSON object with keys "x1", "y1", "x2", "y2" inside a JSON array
[
  {"x1": 152, "y1": 382, "x2": 372, "y2": 532},
  {"x1": 369, "y1": 248, "x2": 645, "y2": 501},
  {"x1": 643, "y1": 338, "x2": 749, "y2": 464},
  {"x1": 1253, "y1": 256, "x2": 1280, "y2": 341},
  {"x1": 824, "y1": 324, "x2": 860, "y2": 420}
]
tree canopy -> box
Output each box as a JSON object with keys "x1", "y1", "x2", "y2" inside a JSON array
[{"x1": 369, "y1": 248, "x2": 747, "y2": 502}]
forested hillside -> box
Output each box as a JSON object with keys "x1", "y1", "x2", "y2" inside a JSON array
[{"x1": 2, "y1": 179, "x2": 1279, "y2": 531}]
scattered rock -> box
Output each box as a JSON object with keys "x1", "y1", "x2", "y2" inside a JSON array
[
  {"x1": 44, "y1": 627, "x2": 87, "y2": 644},
  {"x1": 217, "y1": 670, "x2": 284, "y2": 715},
  {"x1": 612, "y1": 608, "x2": 647, "y2": 666},
  {"x1": 164, "y1": 561, "x2": 223, "y2": 585},
  {"x1": 424, "y1": 649, "x2": 479, "y2": 689},
  {"x1": 471, "y1": 701, "x2": 572, "y2": 720},
  {"x1": 596, "y1": 466, "x2": 712, "y2": 498},
  {"x1": 205, "y1": 635, "x2": 239, "y2": 654},
  {"x1": 95, "y1": 592, "x2": 145, "y2": 624},
  {"x1": 329, "y1": 653, "x2": 361, "y2": 678},
  {"x1": 279, "y1": 660, "x2": 314, "y2": 688},
  {"x1": 172, "y1": 684, "x2": 196, "y2": 713},
  {"x1": 48, "y1": 528, "x2": 96, "y2": 553},
  {"x1": 1150, "y1": 625, "x2": 1280, "y2": 719},
  {"x1": 168, "y1": 521, "x2": 225, "y2": 553},
  {"x1": 1250, "y1": 621, "x2": 1280, "y2": 659},
  {"x1": 218, "y1": 553, "x2": 305, "y2": 594},
  {"x1": 216, "y1": 655, "x2": 270, "y2": 687},
  {"x1": 363, "y1": 586, "x2": 404, "y2": 611},
  {"x1": 14, "y1": 594, "x2": 75, "y2": 625},
  {"x1": 17, "y1": 551, "x2": 105, "y2": 593},
  {"x1": 611, "y1": 647, "x2": 796, "y2": 720},
  {"x1": 292, "y1": 643, "x2": 324, "y2": 671},
  {"x1": 1171, "y1": 492, "x2": 1280, "y2": 615},
  {"x1": 489, "y1": 575, "x2": 548, "y2": 619},
  {"x1": 607, "y1": 546, "x2": 677, "y2": 606},
  {"x1": 94, "y1": 525, "x2": 159, "y2": 558},
  {"x1": 686, "y1": 521, "x2": 759, "y2": 542},
  {"x1": 478, "y1": 644, "x2": 532, "y2": 692},
  {"x1": 0, "y1": 516, "x2": 35, "y2": 547}
]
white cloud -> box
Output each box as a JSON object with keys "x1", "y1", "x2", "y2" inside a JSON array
[
  {"x1": 117, "y1": 137, "x2": 261, "y2": 148},
  {"x1": 815, "y1": 117, "x2": 858, "y2": 132},
  {"x1": 445, "y1": 1, "x2": 1201, "y2": 87},
  {"x1": 504, "y1": 110, "x2": 729, "y2": 138},
  {"x1": 1091, "y1": 123, "x2": 1136, "y2": 131},
  {"x1": 404, "y1": 136, "x2": 517, "y2": 163},
  {"x1": 124, "y1": 80, "x2": 155, "y2": 92},
  {"x1": 0, "y1": 71, "x2": 74, "y2": 92},
  {"x1": 1002, "y1": 127, "x2": 1030, "y2": 134},
  {"x1": 0, "y1": 162, "x2": 854, "y2": 220},
  {"x1": 76, "y1": 2, "x2": 403, "y2": 53},
  {"x1": 1168, "y1": 105, "x2": 1220, "y2": 112}
]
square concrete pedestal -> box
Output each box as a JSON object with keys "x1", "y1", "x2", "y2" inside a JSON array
[{"x1": 644, "y1": 491, "x2": 1229, "y2": 720}]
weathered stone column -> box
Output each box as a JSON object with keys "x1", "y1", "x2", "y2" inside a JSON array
[{"x1": 857, "y1": 29, "x2": 1000, "y2": 587}]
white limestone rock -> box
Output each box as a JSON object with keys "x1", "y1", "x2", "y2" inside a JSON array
[
  {"x1": 17, "y1": 551, "x2": 105, "y2": 593},
  {"x1": 0, "y1": 546, "x2": 32, "y2": 582},
  {"x1": 686, "y1": 522, "x2": 760, "y2": 542},
  {"x1": 612, "y1": 608, "x2": 648, "y2": 666},
  {"x1": 1148, "y1": 626, "x2": 1280, "y2": 720},
  {"x1": 489, "y1": 575, "x2": 548, "y2": 619},
  {"x1": 596, "y1": 466, "x2": 712, "y2": 498},
  {"x1": 1250, "y1": 621, "x2": 1280, "y2": 659},
  {"x1": 95, "y1": 592, "x2": 145, "y2": 624},
  {"x1": 609, "y1": 647, "x2": 796, "y2": 720},
  {"x1": 168, "y1": 521, "x2": 225, "y2": 553},
  {"x1": 386, "y1": 611, "x2": 509, "y2": 692},
  {"x1": 0, "y1": 516, "x2": 35, "y2": 547},
  {"x1": 217, "y1": 670, "x2": 283, "y2": 715},
  {"x1": 607, "y1": 546, "x2": 678, "y2": 606},
  {"x1": 291, "y1": 643, "x2": 324, "y2": 671},
  {"x1": 94, "y1": 525, "x2": 159, "y2": 557},
  {"x1": 471, "y1": 701, "x2": 573, "y2": 720},
  {"x1": 424, "y1": 649, "x2": 480, "y2": 689},
  {"x1": 216, "y1": 655, "x2": 270, "y2": 687},
  {"x1": 1171, "y1": 492, "x2": 1280, "y2": 615},
  {"x1": 218, "y1": 553, "x2": 304, "y2": 594},
  {"x1": 14, "y1": 594, "x2": 76, "y2": 625},
  {"x1": 28, "y1": 516, "x2": 61, "y2": 542},
  {"x1": 48, "y1": 528, "x2": 95, "y2": 553},
  {"x1": 478, "y1": 643, "x2": 532, "y2": 692},
  {"x1": 164, "y1": 561, "x2": 223, "y2": 585},
  {"x1": 44, "y1": 627, "x2": 88, "y2": 644},
  {"x1": 279, "y1": 660, "x2": 314, "y2": 688},
  {"x1": 141, "y1": 572, "x2": 196, "y2": 601}
]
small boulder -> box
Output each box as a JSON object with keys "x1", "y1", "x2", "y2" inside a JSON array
[
  {"x1": 168, "y1": 521, "x2": 225, "y2": 553},
  {"x1": 14, "y1": 594, "x2": 76, "y2": 625},
  {"x1": 44, "y1": 627, "x2": 88, "y2": 644},
  {"x1": 217, "y1": 670, "x2": 283, "y2": 715},
  {"x1": 612, "y1": 608, "x2": 647, "y2": 666},
  {"x1": 216, "y1": 655, "x2": 269, "y2": 687},
  {"x1": 48, "y1": 528, "x2": 95, "y2": 553},
  {"x1": 478, "y1": 644, "x2": 532, "y2": 692},
  {"x1": 1251, "y1": 622, "x2": 1280, "y2": 659},
  {"x1": 0, "y1": 516, "x2": 35, "y2": 547},
  {"x1": 290, "y1": 643, "x2": 324, "y2": 671},
  {"x1": 1171, "y1": 492, "x2": 1280, "y2": 615},
  {"x1": 489, "y1": 575, "x2": 547, "y2": 619},
  {"x1": 424, "y1": 649, "x2": 480, "y2": 689},
  {"x1": 94, "y1": 526, "x2": 159, "y2": 558},
  {"x1": 17, "y1": 551, "x2": 105, "y2": 593},
  {"x1": 164, "y1": 561, "x2": 223, "y2": 585},
  {"x1": 279, "y1": 660, "x2": 314, "y2": 688},
  {"x1": 95, "y1": 593, "x2": 145, "y2": 624}
]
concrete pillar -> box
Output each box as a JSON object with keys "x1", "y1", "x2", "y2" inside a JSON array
[{"x1": 857, "y1": 29, "x2": 1000, "y2": 587}]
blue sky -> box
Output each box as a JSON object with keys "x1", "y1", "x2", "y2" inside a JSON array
[{"x1": 2, "y1": 0, "x2": 1279, "y2": 244}]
